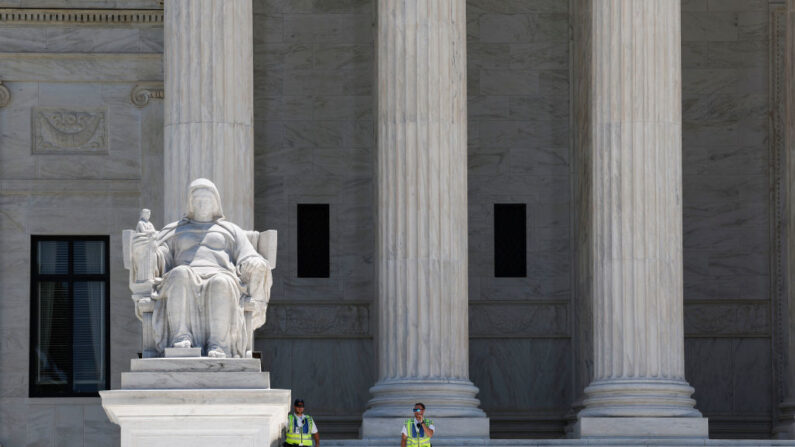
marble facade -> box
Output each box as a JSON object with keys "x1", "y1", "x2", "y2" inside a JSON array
[{"x1": 0, "y1": 0, "x2": 792, "y2": 445}]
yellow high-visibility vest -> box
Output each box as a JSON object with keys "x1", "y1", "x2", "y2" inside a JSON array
[
  {"x1": 286, "y1": 414, "x2": 314, "y2": 446},
  {"x1": 404, "y1": 418, "x2": 432, "y2": 447}
]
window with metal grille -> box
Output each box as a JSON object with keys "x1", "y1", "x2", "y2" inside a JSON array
[{"x1": 30, "y1": 236, "x2": 110, "y2": 397}]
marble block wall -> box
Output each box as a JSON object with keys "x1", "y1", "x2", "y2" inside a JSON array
[
  {"x1": 681, "y1": 0, "x2": 773, "y2": 438},
  {"x1": 250, "y1": 0, "x2": 376, "y2": 439},
  {"x1": 466, "y1": 0, "x2": 572, "y2": 438},
  {"x1": 0, "y1": 4, "x2": 163, "y2": 446}
]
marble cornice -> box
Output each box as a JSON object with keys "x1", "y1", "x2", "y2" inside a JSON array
[{"x1": 0, "y1": 8, "x2": 163, "y2": 26}]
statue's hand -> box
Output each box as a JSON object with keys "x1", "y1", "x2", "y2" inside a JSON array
[{"x1": 239, "y1": 257, "x2": 270, "y2": 282}]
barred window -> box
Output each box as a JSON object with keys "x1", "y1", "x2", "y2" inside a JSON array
[{"x1": 30, "y1": 236, "x2": 110, "y2": 397}]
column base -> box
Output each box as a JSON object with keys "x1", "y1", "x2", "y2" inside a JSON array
[
  {"x1": 361, "y1": 379, "x2": 489, "y2": 438},
  {"x1": 574, "y1": 416, "x2": 708, "y2": 438},
  {"x1": 580, "y1": 379, "x2": 703, "y2": 418},
  {"x1": 575, "y1": 379, "x2": 707, "y2": 438},
  {"x1": 774, "y1": 400, "x2": 795, "y2": 439}
]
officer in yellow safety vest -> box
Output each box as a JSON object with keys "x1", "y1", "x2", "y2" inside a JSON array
[
  {"x1": 401, "y1": 403, "x2": 434, "y2": 447},
  {"x1": 284, "y1": 398, "x2": 319, "y2": 447}
]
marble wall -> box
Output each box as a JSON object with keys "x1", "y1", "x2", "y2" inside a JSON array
[
  {"x1": 681, "y1": 0, "x2": 773, "y2": 438},
  {"x1": 0, "y1": 7, "x2": 163, "y2": 446},
  {"x1": 249, "y1": 0, "x2": 376, "y2": 439},
  {"x1": 465, "y1": 0, "x2": 572, "y2": 438}
]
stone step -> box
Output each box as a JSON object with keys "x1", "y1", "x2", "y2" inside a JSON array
[
  {"x1": 322, "y1": 440, "x2": 795, "y2": 447},
  {"x1": 130, "y1": 357, "x2": 261, "y2": 373},
  {"x1": 121, "y1": 371, "x2": 270, "y2": 390},
  {"x1": 164, "y1": 347, "x2": 202, "y2": 357}
]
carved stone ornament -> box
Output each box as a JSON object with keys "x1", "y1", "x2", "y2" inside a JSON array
[
  {"x1": 131, "y1": 83, "x2": 164, "y2": 108},
  {"x1": 0, "y1": 8, "x2": 163, "y2": 25},
  {"x1": 0, "y1": 81, "x2": 9, "y2": 108},
  {"x1": 32, "y1": 107, "x2": 108, "y2": 154}
]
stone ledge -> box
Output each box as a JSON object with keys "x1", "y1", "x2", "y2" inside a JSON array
[
  {"x1": 121, "y1": 371, "x2": 270, "y2": 390},
  {"x1": 574, "y1": 416, "x2": 709, "y2": 438},
  {"x1": 130, "y1": 357, "x2": 261, "y2": 373},
  {"x1": 325, "y1": 439, "x2": 795, "y2": 447},
  {"x1": 361, "y1": 417, "x2": 490, "y2": 439}
]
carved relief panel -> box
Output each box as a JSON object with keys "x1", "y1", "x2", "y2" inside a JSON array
[{"x1": 31, "y1": 107, "x2": 108, "y2": 154}]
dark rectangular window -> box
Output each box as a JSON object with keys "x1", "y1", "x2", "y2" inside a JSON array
[
  {"x1": 297, "y1": 204, "x2": 330, "y2": 278},
  {"x1": 494, "y1": 204, "x2": 526, "y2": 277},
  {"x1": 30, "y1": 236, "x2": 110, "y2": 397}
]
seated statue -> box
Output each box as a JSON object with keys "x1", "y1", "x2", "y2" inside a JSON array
[{"x1": 125, "y1": 178, "x2": 275, "y2": 358}]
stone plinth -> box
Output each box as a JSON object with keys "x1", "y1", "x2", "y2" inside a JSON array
[{"x1": 101, "y1": 358, "x2": 290, "y2": 447}]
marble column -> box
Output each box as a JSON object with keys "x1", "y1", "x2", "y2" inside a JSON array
[
  {"x1": 164, "y1": 0, "x2": 254, "y2": 228},
  {"x1": 361, "y1": 0, "x2": 488, "y2": 438},
  {"x1": 776, "y1": 0, "x2": 795, "y2": 438},
  {"x1": 571, "y1": 0, "x2": 707, "y2": 438}
]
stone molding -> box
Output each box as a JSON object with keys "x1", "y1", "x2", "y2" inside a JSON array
[
  {"x1": 31, "y1": 106, "x2": 108, "y2": 155},
  {"x1": 0, "y1": 81, "x2": 9, "y2": 108},
  {"x1": 257, "y1": 302, "x2": 370, "y2": 338},
  {"x1": 0, "y1": 53, "x2": 163, "y2": 82},
  {"x1": 130, "y1": 82, "x2": 163, "y2": 107},
  {"x1": 469, "y1": 301, "x2": 569, "y2": 338},
  {"x1": 0, "y1": 8, "x2": 162, "y2": 25}
]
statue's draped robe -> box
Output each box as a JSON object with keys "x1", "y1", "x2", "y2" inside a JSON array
[{"x1": 151, "y1": 218, "x2": 268, "y2": 357}]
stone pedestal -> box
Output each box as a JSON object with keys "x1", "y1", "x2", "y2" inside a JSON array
[
  {"x1": 362, "y1": 0, "x2": 488, "y2": 438},
  {"x1": 571, "y1": 0, "x2": 707, "y2": 438},
  {"x1": 101, "y1": 355, "x2": 290, "y2": 447}
]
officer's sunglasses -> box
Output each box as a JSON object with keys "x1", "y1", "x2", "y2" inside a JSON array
[{"x1": 413, "y1": 408, "x2": 422, "y2": 412}]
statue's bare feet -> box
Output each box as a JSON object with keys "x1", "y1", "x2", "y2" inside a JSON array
[
  {"x1": 173, "y1": 339, "x2": 191, "y2": 349},
  {"x1": 207, "y1": 347, "x2": 227, "y2": 358}
]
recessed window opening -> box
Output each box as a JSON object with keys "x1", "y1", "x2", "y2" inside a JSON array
[
  {"x1": 494, "y1": 204, "x2": 527, "y2": 278},
  {"x1": 297, "y1": 204, "x2": 330, "y2": 278},
  {"x1": 30, "y1": 235, "x2": 110, "y2": 397}
]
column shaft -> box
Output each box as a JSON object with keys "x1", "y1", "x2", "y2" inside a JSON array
[
  {"x1": 776, "y1": 0, "x2": 795, "y2": 438},
  {"x1": 362, "y1": 0, "x2": 488, "y2": 438},
  {"x1": 164, "y1": 0, "x2": 254, "y2": 228},
  {"x1": 572, "y1": 0, "x2": 706, "y2": 437}
]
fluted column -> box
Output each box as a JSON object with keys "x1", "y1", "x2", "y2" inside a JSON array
[
  {"x1": 361, "y1": 0, "x2": 488, "y2": 438},
  {"x1": 776, "y1": 0, "x2": 795, "y2": 438},
  {"x1": 572, "y1": 0, "x2": 707, "y2": 437},
  {"x1": 164, "y1": 0, "x2": 254, "y2": 228}
]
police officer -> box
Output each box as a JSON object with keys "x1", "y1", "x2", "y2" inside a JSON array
[
  {"x1": 401, "y1": 402, "x2": 434, "y2": 447},
  {"x1": 285, "y1": 398, "x2": 319, "y2": 447}
]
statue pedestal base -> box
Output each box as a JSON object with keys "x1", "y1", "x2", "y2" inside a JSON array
[{"x1": 101, "y1": 357, "x2": 290, "y2": 447}]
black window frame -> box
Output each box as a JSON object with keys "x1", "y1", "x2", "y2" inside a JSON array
[{"x1": 29, "y1": 235, "x2": 111, "y2": 398}]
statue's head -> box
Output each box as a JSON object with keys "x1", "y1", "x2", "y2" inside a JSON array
[
  {"x1": 186, "y1": 178, "x2": 224, "y2": 222},
  {"x1": 140, "y1": 208, "x2": 151, "y2": 220}
]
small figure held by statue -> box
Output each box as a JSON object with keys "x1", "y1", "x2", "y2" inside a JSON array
[
  {"x1": 123, "y1": 178, "x2": 277, "y2": 358},
  {"x1": 136, "y1": 208, "x2": 156, "y2": 234}
]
